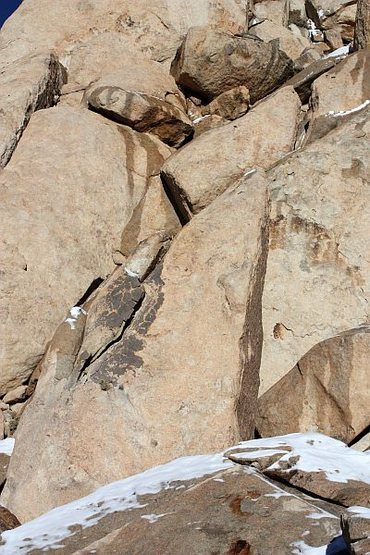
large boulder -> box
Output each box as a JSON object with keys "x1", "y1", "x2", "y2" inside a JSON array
[
  {"x1": 0, "y1": 0, "x2": 246, "y2": 67},
  {"x1": 0, "y1": 105, "x2": 171, "y2": 396},
  {"x1": 0, "y1": 447, "x2": 340, "y2": 552},
  {"x1": 306, "y1": 50, "x2": 370, "y2": 143},
  {"x1": 0, "y1": 52, "x2": 65, "y2": 167},
  {"x1": 257, "y1": 329, "x2": 370, "y2": 443},
  {"x1": 161, "y1": 87, "x2": 301, "y2": 219},
  {"x1": 170, "y1": 26, "x2": 294, "y2": 103},
  {"x1": 354, "y1": 0, "x2": 370, "y2": 49},
  {"x1": 260, "y1": 107, "x2": 370, "y2": 395},
  {"x1": 1, "y1": 172, "x2": 269, "y2": 520}
]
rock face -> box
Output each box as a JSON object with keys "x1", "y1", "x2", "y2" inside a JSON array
[
  {"x1": 170, "y1": 26, "x2": 294, "y2": 103},
  {"x1": 226, "y1": 432, "x2": 370, "y2": 507},
  {"x1": 306, "y1": 50, "x2": 370, "y2": 143},
  {"x1": 1, "y1": 172, "x2": 269, "y2": 520},
  {"x1": 259, "y1": 107, "x2": 370, "y2": 395},
  {"x1": 0, "y1": 52, "x2": 65, "y2": 167},
  {"x1": 0, "y1": 105, "x2": 171, "y2": 395},
  {"x1": 249, "y1": 19, "x2": 311, "y2": 60},
  {"x1": 161, "y1": 87, "x2": 301, "y2": 219},
  {"x1": 0, "y1": 0, "x2": 246, "y2": 66},
  {"x1": 354, "y1": 0, "x2": 370, "y2": 49},
  {"x1": 257, "y1": 329, "x2": 370, "y2": 443},
  {"x1": 0, "y1": 452, "x2": 341, "y2": 553}
]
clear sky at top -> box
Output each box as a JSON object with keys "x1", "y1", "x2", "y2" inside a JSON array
[{"x1": 0, "y1": 0, "x2": 23, "y2": 28}]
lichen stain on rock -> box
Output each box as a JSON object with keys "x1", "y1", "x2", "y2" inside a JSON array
[{"x1": 89, "y1": 261, "x2": 165, "y2": 384}]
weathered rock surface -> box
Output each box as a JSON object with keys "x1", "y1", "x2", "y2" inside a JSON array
[
  {"x1": 257, "y1": 329, "x2": 370, "y2": 443},
  {"x1": 161, "y1": 87, "x2": 301, "y2": 219},
  {"x1": 170, "y1": 26, "x2": 294, "y2": 103},
  {"x1": 0, "y1": 445, "x2": 341, "y2": 553},
  {"x1": 0, "y1": 508, "x2": 20, "y2": 535},
  {"x1": 259, "y1": 107, "x2": 370, "y2": 395},
  {"x1": 254, "y1": 0, "x2": 290, "y2": 26},
  {"x1": 226, "y1": 433, "x2": 370, "y2": 507},
  {"x1": 250, "y1": 19, "x2": 311, "y2": 60},
  {"x1": 342, "y1": 509, "x2": 370, "y2": 554},
  {"x1": 89, "y1": 89, "x2": 192, "y2": 147},
  {"x1": 0, "y1": 105, "x2": 171, "y2": 395},
  {"x1": 120, "y1": 176, "x2": 181, "y2": 258},
  {"x1": 283, "y1": 56, "x2": 338, "y2": 102},
  {"x1": 0, "y1": 52, "x2": 65, "y2": 167},
  {"x1": 1, "y1": 172, "x2": 269, "y2": 520},
  {"x1": 354, "y1": 0, "x2": 370, "y2": 49},
  {"x1": 0, "y1": 0, "x2": 246, "y2": 66},
  {"x1": 201, "y1": 85, "x2": 250, "y2": 120},
  {"x1": 306, "y1": 50, "x2": 370, "y2": 143}
]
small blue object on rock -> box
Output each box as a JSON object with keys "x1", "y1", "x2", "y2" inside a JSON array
[{"x1": 326, "y1": 535, "x2": 350, "y2": 555}]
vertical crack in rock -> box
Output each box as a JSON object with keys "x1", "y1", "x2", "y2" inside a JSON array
[
  {"x1": 160, "y1": 170, "x2": 192, "y2": 225},
  {"x1": 236, "y1": 205, "x2": 270, "y2": 440}
]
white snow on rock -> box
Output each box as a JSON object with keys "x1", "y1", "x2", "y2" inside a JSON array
[
  {"x1": 0, "y1": 438, "x2": 15, "y2": 456},
  {"x1": 65, "y1": 306, "x2": 86, "y2": 330},
  {"x1": 226, "y1": 432, "x2": 370, "y2": 484},
  {"x1": 0, "y1": 453, "x2": 233, "y2": 553},
  {"x1": 326, "y1": 99, "x2": 370, "y2": 118},
  {"x1": 1, "y1": 433, "x2": 367, "y2": 552},
  {"x1": 324, "y1": 44, "x2": 350, "y2": 58},
  {"x1": 347, "y1": 506, "x2": 370, "y2": 519},
  {"x1": 292, "y1": 541, "x2": 327, "y2": 554}
]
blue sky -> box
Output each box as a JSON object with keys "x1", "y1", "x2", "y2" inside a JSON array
[{"x1": 0, "y1": 0, "x2": 23, "y2": 28}]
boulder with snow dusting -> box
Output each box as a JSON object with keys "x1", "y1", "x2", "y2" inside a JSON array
[
  {"x1": 226, "y1": 432, "x2": 370, "y2": 507},
  {"x1": 170, "y1": 26, "x2": 294, "y2": 104},
  {"x1": 0, "y1": 438, "x2": 341, "y2": 552},
  {"x1": 306, "y1": 49, "x2": 370, "y2": 143}
]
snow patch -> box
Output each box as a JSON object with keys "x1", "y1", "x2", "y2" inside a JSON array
[
  {"x1": 243, "y1": 168, "x2": 257, "y2": 178},
  {"x1": 291, "y1": 541, "x2": 327, "y2": 554},
  {"x1": 0, "y1": 453, "x2": 233, "y2": 553},
  {"x1": 192, "y1": 114, "x2": 211, "y2": 124},
  {"x1": 324, "y1": 44, "x2": 350, "y2": 58},
  {"x1": 326, "y1": 99, "x2": 370, "y2": 118},
  {"x1": 65, "y1": 306, "x2": 86, "y2": 330},
  {"x1": 124, "y1": 266, "x2": 140, "y2": 279},
  {"x1": 347, "y1": 506, "x2": 370, "y2": 519},
  {"x1": 0, "y1": 437, "x2": 15, "y2": 456},
  {"x1": 227, "y1": 432, "x2": 370, "y2": 484},
  {"x1": 307, "y1": 512, "x2": 337, "y2": 520}
]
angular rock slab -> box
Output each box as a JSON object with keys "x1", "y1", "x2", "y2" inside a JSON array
[
  {"x1": 226, "y1": 432, "x2": 370, "y2": 507},
  {"x1": 87, "y1": 85, "x2": 192, "y2": 148},
  {"x1": 257, "y1": 329, "x2": 370, "y2": 443},
  {"x1": 306, "y1": 50, "x2": 370, "y2": 143},
  {"x1": 161, "y1": 87, "x2": 301, "y2": 219},
  {"x1": 0, "y1": 452, "x2": 340, "y2": 552},
  {"x1": 170, "y1": 26, "x2": 294, "y2": 103},
  {"x1": 250, "y1": 19, "x2": 311, "y2": 60},
  {"x1": 0, "y1": 105, "x2": 171, "y2": 395},
  {"x1": 260, "y1": 107, "x2": 370, "y2": 395},
  {"x1": 1, "y1": 172, "x2": 269, "y2": 520},
  {"x1": 0, "y1": 52, "x2": 65, "y2": 167}
]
